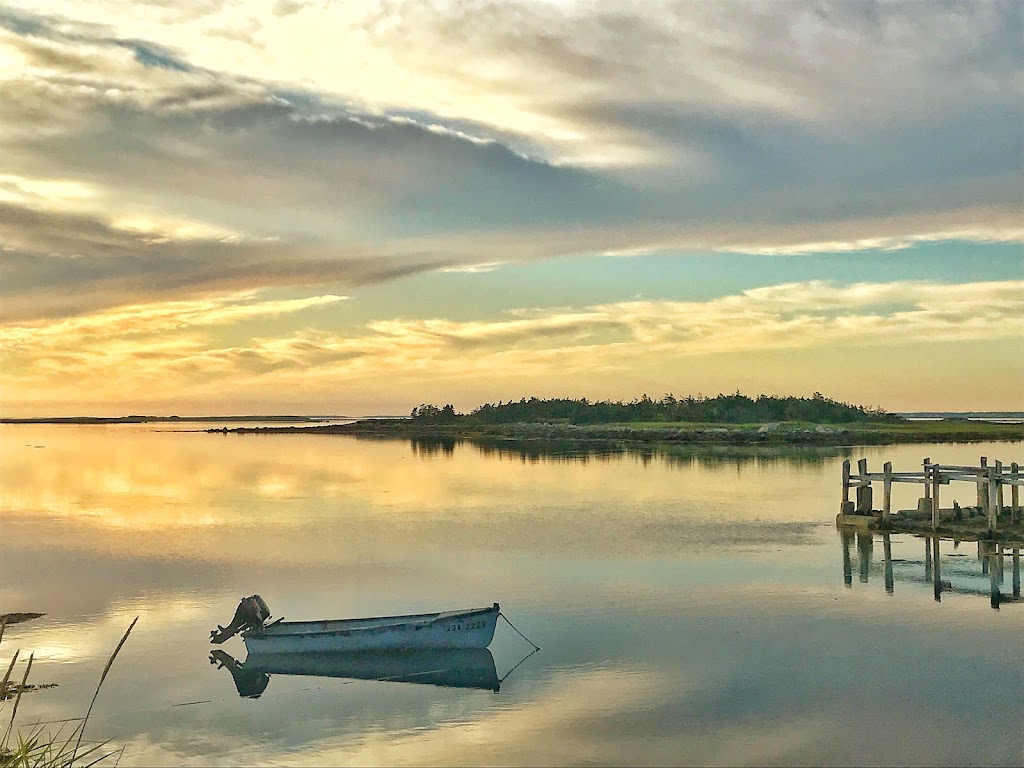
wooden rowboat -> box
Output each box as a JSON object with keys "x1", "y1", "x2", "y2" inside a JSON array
[
  {"x1": 245, "y1": 604, "x2": 500, "y2": 655},
  {"x1": 211, "y1": 597, "x2": 500, "y2": 655}
]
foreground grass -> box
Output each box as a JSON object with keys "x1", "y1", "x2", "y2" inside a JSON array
[{"x1": 1, "y1": 618, "x2": 137, "y2": 768}]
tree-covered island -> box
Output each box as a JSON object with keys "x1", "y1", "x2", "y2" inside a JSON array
[{"x1": 211, "y1": 392, "x2": 1024, "y2": 445}]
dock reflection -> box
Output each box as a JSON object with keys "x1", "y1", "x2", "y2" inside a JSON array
[
  {"x1": 210, "y1": 647, "x2": 506, "y2": 698},
  {"x1": 838, "y1": 530, "x2": 1021, "y2": 609}
]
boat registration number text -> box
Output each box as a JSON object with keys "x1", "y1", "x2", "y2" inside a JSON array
[{"x1": 447, "y1": 620, "x2": 486, "y2": 632}]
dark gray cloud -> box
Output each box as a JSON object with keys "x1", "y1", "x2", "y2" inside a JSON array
[
  {"x1": 0, "y1": 15, "x2": 637, "y2": 238},
  {"x1": 0, "y1": 202, "x2": 455, "y2": 321}
]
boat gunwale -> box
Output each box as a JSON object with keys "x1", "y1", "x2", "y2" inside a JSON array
[{"x1": 243, "y1": 604, "x2": 499, "y2": 640}]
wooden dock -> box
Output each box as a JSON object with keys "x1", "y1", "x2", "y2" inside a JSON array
[{"x1": 836, "y1": 456, "x2": 1023, "y2": 545}]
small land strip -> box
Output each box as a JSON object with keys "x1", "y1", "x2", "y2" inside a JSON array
[{"x1": 206, "y1": 418, "x2": 1024, "y2": 446}]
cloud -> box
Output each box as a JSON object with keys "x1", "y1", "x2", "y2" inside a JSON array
[
  {"x1": 440, "y1": 261, "x2": 508, "y2": 274},
  {"x1": 0, "y1": 201, "x2": 455, "y2": 321},
  {"x1": 1, "y1": 292, "x2": 346, "y2": 349},
  {"x1": 717, "y1": 226, "x2": 1024, "y2": 256},
  {"x1": 356, "y1": 280, "x2": 1023, "y2": 365},
  {"x1": 0, "y1": 1, "x2": 1020, "y2": 355},
  {"x1": 3, "y1": 279, "x2": 1019, "y2": 411},
  {"x1": 5, "y1": 191, "x2": 1022, "y2": 324},
  {"x1": 0, "y1": 3, "x2": 1019, "y2": 279}
]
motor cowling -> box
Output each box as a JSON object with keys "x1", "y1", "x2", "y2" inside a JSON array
[{"x1": 210, "y1": 594, "x2": 272, "y2": 644}]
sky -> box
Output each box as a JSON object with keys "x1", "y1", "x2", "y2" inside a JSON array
[{"x1": 0, "y1": 0, "x2": 1021, "y2": 416}]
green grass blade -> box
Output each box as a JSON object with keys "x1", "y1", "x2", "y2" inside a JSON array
[
  {"x1": 72, "y1": 618, "x2": 137, "y2": 760},
  {"x1": 3, "y1": 654, "x2": 33, "y2": 746},
  {"x1": 1, "y1": 651, "x2": 20, "y2": 704}
]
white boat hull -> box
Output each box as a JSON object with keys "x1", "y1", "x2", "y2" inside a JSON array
[{"x1": 242, "y1": 603, "x2": 499, "y2": 656}]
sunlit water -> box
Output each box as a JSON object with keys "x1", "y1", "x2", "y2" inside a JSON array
[{"x1": 1, "y1": 425, "x2": 1021, "y2": 766}]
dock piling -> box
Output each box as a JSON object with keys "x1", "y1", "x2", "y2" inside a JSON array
[
  {"x1": 995, "y1": 460, "x2": 1004, "y2": 521},
  {"x1": 978, "y1": 456, "x2": 989, "y2": 513},
  {"x1": 987, "y1": 467, "x2": 999, "y2": 534},
  {"x1": 840, "y1": 459, "x2": 853, "y2": 515},
  {"x1": 882, "y1": 461, "x2": 892, "y2": 526},
  {"x1": 922, "y1": 457, "x2": 931, "y2": 510},
  {"x1": 855, "y1": 458, "x2": 872, "y2": 513}
]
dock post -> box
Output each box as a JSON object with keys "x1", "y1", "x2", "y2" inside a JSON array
[
  {"x1": 855, "y1": 458, "x2": 872, "y2": 513},
  {"x1": 841, "y1": 459, "x2": 852, "y2": 515},
  {"x1": 987, "y1": 466, "x2": 999, "y2": 534},
  {"x1": 995, "y1": 460, "x2": 1004, "y2": 522},
  {"x1": 883, "y1": 533, "x2": 894, "y2": 595},
  {"x1": 922, "y1": 457, "x2": 931, "y2": 510},
  {"x1": 925, "y1": 537, "x2": 933, "y2": 581},
  {"x1": 932, "y1": 536, "x2": 942, "y2": 602},
  {"x1": 931, "y1": 463, "x2": 941, "y2": 530},
  {"x1": 977, "y1": 456, "x2": 989, "y2": 514},
  {"x1": 882, "y1": 461, "x2": 892, "y2": 526},
  {"x1": 1012, "y1": 463, "x2": 1020, "y2": 524}
]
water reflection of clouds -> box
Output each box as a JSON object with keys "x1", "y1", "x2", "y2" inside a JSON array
[
  {"x1": 4, "y1": 429, "x2": 1023, "y2": 766},
  {"x1": 4, "y1": 427, "x2": 850, "y2": 520},
  {"x1": 2, "y1": 429, "x2": 850, "y2": 571},
  {"x1": 87, "y1": 609, "x2": 1023, "y2": 767},
  {"x1": 6, "y1": 580, "x2": 1021, "y2": 766}
]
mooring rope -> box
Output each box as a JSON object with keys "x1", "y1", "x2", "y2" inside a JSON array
[
  {"x1": 498, "y1": 613, "x2": 540, "y2": 651},
  {"x1": 498, "y1": 647, "x2": 539, "y2": 684}
]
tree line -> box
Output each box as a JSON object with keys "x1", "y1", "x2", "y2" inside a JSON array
[{"x1": 410, "y1": 392, "x2": 900, "y2": 425}]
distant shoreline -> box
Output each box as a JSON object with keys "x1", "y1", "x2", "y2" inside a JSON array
[
  {"x1": 201, "y1": 418, "x2": 1024, "y2": 446},
  {"x1": 4, "y1": 411, "x2": 1022, "y2": 425},
  {"x1": 0, "y1": 415, "x2": 371, "y2": 425},
  {"x1": 4, "y1": 414, "x2": 1022, "y2": 446}
]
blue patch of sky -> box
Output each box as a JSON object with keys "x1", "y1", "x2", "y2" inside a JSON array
[
  {"x1": 272, "y1": 89, "x2": 327, "y2": 112},
  {"x1": 209, "y1": 239, "x2": 1021, "y2": 344},
  {"x1": 0, "y1": 8, "x2": 45, "y2": 36},
  {"x1": 337, "y1": 240, "x2": 1023, "y2": 324},
  {"x1": 120, "y1": 40, "x2": 192, "y2": 72}
]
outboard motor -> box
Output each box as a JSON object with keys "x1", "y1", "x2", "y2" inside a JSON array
[{"x1": 210, "y1": 594, "x2": 271, "y2": 644}]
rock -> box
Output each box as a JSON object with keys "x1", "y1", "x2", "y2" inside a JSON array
[{"x1": 758, "y1": 423, "x2": 780, "y2": 433}]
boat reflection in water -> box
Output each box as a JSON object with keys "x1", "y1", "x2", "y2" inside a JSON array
[
  {"x1": 838, "y1": 529, "x2": 1022, "y2": 609},
  {"x1": 210, "y1": 647, "x2": 507, "y2": 698}
]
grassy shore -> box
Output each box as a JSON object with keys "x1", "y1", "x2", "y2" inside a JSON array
[
  {"x1": 208, "y1": 418, "x2": 1024, "y2": 445},
  {"x1": 1, "y1": 617, "x2": 136, "y2": 767}
]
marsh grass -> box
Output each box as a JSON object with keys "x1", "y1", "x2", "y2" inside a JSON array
[{"x1": 0, "y1": 617, "x2": 137, "y2": 768}]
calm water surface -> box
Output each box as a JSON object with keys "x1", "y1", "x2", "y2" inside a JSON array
[{"x1": 1, "y1": 425, "x2": 1021, "y2": 766}]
